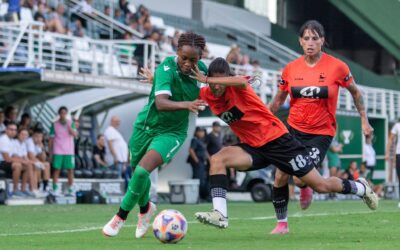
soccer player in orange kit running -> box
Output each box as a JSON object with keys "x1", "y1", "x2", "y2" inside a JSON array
[{"x1": 267, "y1": 20, "x2": 374, "y2": 234}]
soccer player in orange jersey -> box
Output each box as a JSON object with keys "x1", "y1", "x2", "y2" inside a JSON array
[
  {"x1": 267, "y1": 20, "x2": 374, "y2": 234},
  {"x1": 192, "y1": 58, "x2": 377, "y2": 229}
]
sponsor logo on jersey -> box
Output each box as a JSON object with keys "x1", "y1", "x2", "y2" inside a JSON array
[
  {"x1": 291, "y1": 86, "x2": 328, "y2": 99},
  {"x1": 217, "y1": 106, "x2": 244, "y2": 124},
  {"x1": 164, "y1": 65, "x2": 170, "y2": 71}
]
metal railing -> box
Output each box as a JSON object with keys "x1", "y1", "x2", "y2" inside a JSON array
[
  {"x1": 0, "y1": 22, "x2": 156, "y2": 77},
  {"x1": 66, "y1": 0, "x2": 143, "y2": 39}
]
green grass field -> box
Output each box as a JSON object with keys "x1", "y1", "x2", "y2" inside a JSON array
[{"x1": 1, "y1": 200, "x2": 399, "y2": 250}]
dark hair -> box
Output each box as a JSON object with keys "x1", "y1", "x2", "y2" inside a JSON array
[
  {"x1": 6, "y1": 121, "x2": 17, "y2": 128},
  {"x1": 33, "y1": 128, "x2": 43, "y2": 134},
  {"x1": 21, "y1": 113, "x2": 30, "y2": 120},
  {"x1": 97, "y1": 134, "x2": 104, "y2": 140},
  {"x1": 177, "y1": 32, "x2": 206, "y2": 56},
  {"x1": 58, "y1": 106, "x2": 68, "y2": 114},
  {"x1": 17, "y1": 127, "x2": 28, "y2": 134},
  {"x1": 207, "y1": 57, "x2": 234, "y2": 77},
  {"x1": 299, "y1": 20, "x2": 325, "y2": 38},
  {"x1": 4, "y1": 106, "x2": 16, "y2": 118}
]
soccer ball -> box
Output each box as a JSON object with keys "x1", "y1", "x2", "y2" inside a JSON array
[{"x1": 152, "y1": 209, "x2": 187, "y2": 244}]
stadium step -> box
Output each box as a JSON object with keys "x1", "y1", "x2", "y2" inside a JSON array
[{"x1": 6, "y1": 198, "x2": 46, "y2": 206}]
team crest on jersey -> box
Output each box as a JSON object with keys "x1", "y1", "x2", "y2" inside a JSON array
[
  {"x1": 291, "y1": 86, "x2": 328, "y2": 99},
  {"x1": 279, "y1": 78, "x2": 286, "y2": 85},
  {"x1": 217, "y1": 106, "x2": 244, "y2": 124}
]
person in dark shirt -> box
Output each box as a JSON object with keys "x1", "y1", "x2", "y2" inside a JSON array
[
  {"x1": 189, "y1": 127, "x2": 209, "y2": 200},
  {"x1": 206, "y1": 121, "x2": 222, "y2": 156},
  {"x1": 93, "y1": 134, "x2": 107, "y2": 168}
]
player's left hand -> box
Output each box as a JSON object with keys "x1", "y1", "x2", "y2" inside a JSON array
[
  {"x1": 139, "y1": 67, "x2": 154, "y2": 84},
  {"x1": 362, "y1": 119, "x2": 374, "y2": 136},
  {"x1": 190, "y1": 65, "x2": 207, "y2": 83}
]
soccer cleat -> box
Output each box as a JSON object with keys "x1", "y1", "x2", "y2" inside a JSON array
[
  {"x1": 270, "y1": 222, "x2": 289, "y2": 235},
  {"x1": 135, "y1": 202, "x2": 157, "y2": 238},
  {"x1": 195, "y1": 210, "x2": 228, "y2": 229},
  {"x1": 299, "y1": 186, "x2": 313, "y2": 210},
  {"x1": 357, "y1": 178, "x2": 378, "y2": 210},
  {"x1": 102, "y1": 215, "x2": 126, "y2": 237}
]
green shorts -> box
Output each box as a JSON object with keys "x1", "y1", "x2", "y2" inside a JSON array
[
  {"x1": 129, "y1": 128, "x2": 186, "y2": 167},
  {"x1": 52, "y1": 155, "x2": 75, "y2": 169},
  {"x1": 327, "y1": 151, "x2": 341, "y2": 169}
]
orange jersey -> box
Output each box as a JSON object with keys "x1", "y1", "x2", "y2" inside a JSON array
[
  {"x1": 200, "y1": 85, "x2": 288, "y2": 147},
  {"x1": 279, "y1": 53, "x2": 353, "y2": 136}
]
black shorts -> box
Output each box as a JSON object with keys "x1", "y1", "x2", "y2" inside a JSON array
[
  {"x1": 287, "y1": 126, "x2": 333, "y2": 168},
  {"x1": 236, "y1": 133, "x2": 315, "y2": 177},
  {"x1": 0, "y1": 161, "x2": 13, "y2": 178}
]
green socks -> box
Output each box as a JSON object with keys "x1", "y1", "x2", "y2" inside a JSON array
[{"x1": 120, "y1": 165, "x2": 151, "y2": 212}]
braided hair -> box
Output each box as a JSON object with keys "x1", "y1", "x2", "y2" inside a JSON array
[{"x1": 177, "y1": 32, "x2": 206, "y2": 58}]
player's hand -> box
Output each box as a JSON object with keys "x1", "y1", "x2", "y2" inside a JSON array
[
  {"x1": 384, "y1": 153, "x2": 390, "y2": 161},
  {"x1": 139, "y1": 67, "x2": 154, "y2": 84},
  {"x1": 362, "y1": 119, "x2": 374, "y2": 136},
  {"x1": 190, "y1": 65, "x2": 207, "y2": 83},
  {"x1": 186, "y1": 99, "x2": 208, "y2": 114}
]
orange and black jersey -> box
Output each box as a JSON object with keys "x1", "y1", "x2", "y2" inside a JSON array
[
  {"x1": 279, "y1": 53, "x2": 353, "y2": 137},
  {"x1": 200, "y1": 84, "x2": 288, "y2": 148}
]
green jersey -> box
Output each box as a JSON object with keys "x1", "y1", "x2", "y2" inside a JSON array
[{"x1": 135, "y1": 56, "x2": 207, "y2": 135}]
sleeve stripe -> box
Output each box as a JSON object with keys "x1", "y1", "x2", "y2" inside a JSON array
[{"x1": 155, "y1": 90, "x2": 172, "y2": 96}]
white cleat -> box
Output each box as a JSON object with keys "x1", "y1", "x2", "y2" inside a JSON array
[
  {"x1": 358, "y1": 178, "x2": 378, "y2": 210},
  {"x1": 195, "y1": 210, "x2": 228, "y2": 229},
  {"x1": 135, "y1": 202, "x2": 157, "y2": 238},
  {"x1": 102, "y1": 215, "x2": 126, "y2": 237}
]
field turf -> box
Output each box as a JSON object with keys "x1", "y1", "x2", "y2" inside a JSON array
[{"x1": 1, "y1": 200, "x2": 399, "y2": 249}]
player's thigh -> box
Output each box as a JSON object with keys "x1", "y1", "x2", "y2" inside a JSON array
[
  {"x1": 211, "y1": 146, "x2": 253, "y2": 171},
  {"x1": 260, "y1": 133, "x2": 314, "y2": 177},
  {"x1": 148, "y1": 133, "x2": 185, "y2": 165},
  {"x1": 129, "y1": 128, "x2": 154, "y2": 167}
]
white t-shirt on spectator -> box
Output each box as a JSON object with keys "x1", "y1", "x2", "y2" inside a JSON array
[
  {"x1": 363, "y1": 143, "x2": 376, "y2": 167},
  {"x1": 0, "y1": 134, "x2": 13, "y2": 161},
  {"x1": 104, "y1": 126, "x2": 128, "y2": 165},
  {"x1": 26, "y1": 137, "x2": 43, "y2": 156},
  {"x1": 12, "y1": 139, "x2": 28, "y2": 158},
  {"x1": 390, "y1": 123, "x2": 400, "y2": 154}
]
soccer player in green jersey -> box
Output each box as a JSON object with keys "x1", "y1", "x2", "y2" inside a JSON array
[{"x1": 103, "y1": 32, "x2": 208, "y2": 238}]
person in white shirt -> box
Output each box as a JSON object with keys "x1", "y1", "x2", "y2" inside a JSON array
[
  {"x1": 104, "y1": 116, "x2": 128, "y2": 178},
  {"x1": 0, "y1": 122, "x2": 25, "y2": 197},
  {"x1": 26, "y1": 129, "x2": 50, "y2": 192},
  {"x1": 386, "y1": 122, "x2": 400, "y2": 208},
  {"x1": 12, "y1": 128, "x2": 43, "y2": 197},
  {"x1": 363, "y1": 134, "x2": 376, "y2": 182}
]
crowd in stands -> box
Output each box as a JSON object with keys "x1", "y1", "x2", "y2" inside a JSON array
[{"x1": 0, "y1": 105, "x2": 132, "y2": 199}]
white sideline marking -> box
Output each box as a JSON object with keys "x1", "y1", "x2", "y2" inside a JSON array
[{"x1": 0, "y1": 210, "x2": 374, "y2": 237}]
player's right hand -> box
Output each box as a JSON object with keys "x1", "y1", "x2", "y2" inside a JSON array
[{"x1": 187, "y1": 99, "x2": 208, "y2": 114}]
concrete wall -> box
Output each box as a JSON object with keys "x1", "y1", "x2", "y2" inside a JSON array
[
  {"x1": 202, "y1": 0, "x2": 271, "y2": 36},
  {"x1": 132, "y1": 0, "x2": 193, "y2": 19}
]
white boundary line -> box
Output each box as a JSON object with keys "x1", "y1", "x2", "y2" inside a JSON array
[{"x1": 0, "y1": 210, "x2": 376, "y2": 237}]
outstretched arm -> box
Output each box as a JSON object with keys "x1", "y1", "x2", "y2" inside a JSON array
[
  {"x1": 191, "y1": 66, "x2": 248, "y2": 88},
  {"x1": 155, "y1": 94, "x2": 206, "y2": 114},
  {"x1": 346, "y1": 81, "x2": 373, "y2": 136},
  {"x1": 268, "y1": 89, "x2": 289, "y2": 113}
]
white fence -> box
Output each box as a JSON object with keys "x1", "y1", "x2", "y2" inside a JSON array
[{"x1": 0, "y1": 22, "x2": 156, "y2": 78}]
